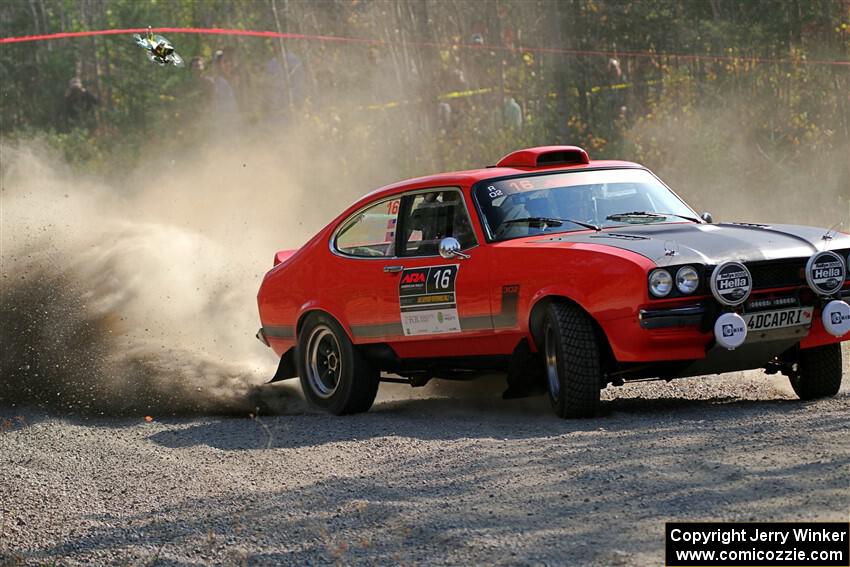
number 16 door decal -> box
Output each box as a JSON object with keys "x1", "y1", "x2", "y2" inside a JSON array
[{"x1": 398, "y1": 265, "x2": 460, "y2": 336}]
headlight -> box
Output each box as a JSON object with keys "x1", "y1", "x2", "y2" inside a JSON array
[
  {"x1": 649, "y1": 269, "x2": 673, "y2": 297},
  {"x1": 676, "y1": 266, "x2": 700, "y2": 294}
]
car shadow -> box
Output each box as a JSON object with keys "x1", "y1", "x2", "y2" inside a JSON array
[{"x1": 146, "y1": 390, "x2": 828, "y2": 452}]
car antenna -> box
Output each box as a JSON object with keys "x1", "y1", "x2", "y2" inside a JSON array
[
  {"x1": 656, "y1": 240, "x2": 679, "y2": 266},
  {"x1": 821, "y1": 222, "x2": 842, "y2": 245}
]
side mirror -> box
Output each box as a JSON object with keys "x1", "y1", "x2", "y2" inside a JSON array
[
  {"x1": 701, "y1": 212, "x2": 714, "y2": 224},
  {"x1": 439, "y1": 237, "x2": 470, "y2": 259}
]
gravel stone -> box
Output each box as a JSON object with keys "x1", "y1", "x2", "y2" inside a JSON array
[{"x1": 1, "y1": 350, "x2": 848, "y2": 566}]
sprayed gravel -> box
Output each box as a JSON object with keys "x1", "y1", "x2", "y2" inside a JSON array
[{"x1": 1, "y1": 351, "x2": 849, "y2": 566}]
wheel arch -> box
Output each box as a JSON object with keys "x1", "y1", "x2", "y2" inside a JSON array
[
  {"x1": 296, "y1": 307, "x2": 352, "y2": 342},
  {"x1": 528, "y1": 295, "x2": 617, "y2": 373}
]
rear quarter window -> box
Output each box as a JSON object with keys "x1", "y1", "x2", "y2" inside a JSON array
[{"x1": 334, "y1": 198, "x2": 400, "y2": 257}]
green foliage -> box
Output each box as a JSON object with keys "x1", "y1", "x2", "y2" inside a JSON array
[{"x1": 0, "y1": 0, "x2": 847, "y2": 183}]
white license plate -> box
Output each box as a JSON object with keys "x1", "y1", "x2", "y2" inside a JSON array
[{"x1": 744, "y1": 307, "x2": 813, "y2": 331}]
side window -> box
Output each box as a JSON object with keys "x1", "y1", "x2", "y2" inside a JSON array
[
  {"x1": 401, "y1": 189, "x2": 477, "y2": 257},
  {"x1": 335, "y1": 198, "x2": 400, "y2": 257}
]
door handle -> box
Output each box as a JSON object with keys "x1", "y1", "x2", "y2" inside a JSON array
[{"x1": 383, "y1": 265, "x2": 404, "y2": 273}]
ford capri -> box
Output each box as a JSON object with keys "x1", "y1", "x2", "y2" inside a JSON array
[{"x1": 256, "y1": 146, "x2": 850, "y2": 418}]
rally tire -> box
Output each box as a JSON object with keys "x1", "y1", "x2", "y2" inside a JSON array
[
  {"x1": 789, "y1": 344, "x2": 843, "y2": 400},
  {"x1": 542, "y1": 302, "x2": 602, "y2": 418},
  {"x1": 297, "y1": 312, "x2": 379, "y2": 415}
]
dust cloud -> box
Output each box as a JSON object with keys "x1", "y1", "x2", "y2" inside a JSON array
[
  {"x1": 2, "y1": 96, "x2": 847, "y2": 417},
  {"x1": 0, "y1": 136, "x2": 373, "y2": 416},
  {"x1": 624, "y1": 101, "x2": 850, "y2": 227}
]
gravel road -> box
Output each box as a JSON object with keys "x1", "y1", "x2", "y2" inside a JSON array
[{"x1": 2, "y1": 346, "x2": 848, "y2": 566}]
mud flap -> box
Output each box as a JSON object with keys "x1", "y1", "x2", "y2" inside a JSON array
[
  {"x1": 268, "y1": 347, "x2": 298, "y2": 383},
  {"x1": 503, "y1": 339, "x2": 547, "y2": 399}
]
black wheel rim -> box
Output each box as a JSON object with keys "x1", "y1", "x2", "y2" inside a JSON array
[{"x1": 306, "y1": 325, "x2": 342, "y2": 399}]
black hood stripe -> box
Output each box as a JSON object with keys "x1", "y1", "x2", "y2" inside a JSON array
[{"x1": 537, "y1": 223, "x2": 850, "y2": 266}]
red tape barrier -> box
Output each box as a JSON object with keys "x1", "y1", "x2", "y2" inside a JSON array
[{"x1": 1, "y1": 27, "x2": 848, "y2": 67}]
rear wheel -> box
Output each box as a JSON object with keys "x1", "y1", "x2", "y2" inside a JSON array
[
  {"x1": 789, "y1": 344, "x2": 843, "y2": 400},
  {"x1": 542, "y1": 302, "x2": 602, "y2": 418},
  {"x1": 297, "y1": 312, "x2": 379, "y2": 415}
]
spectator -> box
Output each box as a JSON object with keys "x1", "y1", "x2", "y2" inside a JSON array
[
  {"x1": 265, "y1": 51, "x2": 306, "y2": 121},
  {"x1": 503, "y1": 95, "x2": 522, "y2": 130},
  {"x1": 176, "y1": 57, "x2": 213, "y2": 137},
  {"x1": 437, "y1": 101, "x2": 453, "y2": 133},
  {"x1": 606, "y1": 58, "x2": 628, "y2": 128},
  {"x1": 63, "y1": 77, "x2": 97, "y2": 130},
  {"x1": 210, "y1": 49, "x2": 241, "y2": 132}
]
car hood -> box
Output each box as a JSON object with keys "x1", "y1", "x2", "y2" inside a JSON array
[{"x1": 533, "y1": 222, "x2": 850, "y2": 265}]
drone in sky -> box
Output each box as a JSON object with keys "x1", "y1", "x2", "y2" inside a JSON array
[{"x1": 133, "y1": 27, "x2": 184, "y2": 67}]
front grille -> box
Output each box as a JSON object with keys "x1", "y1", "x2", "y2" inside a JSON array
[
  {"x1": 748, "y1": 258, "x2": 806, "y2": 289},
  {"x1": 744, "y1": 294, "x2": 801, "y2": 312},
  {"x1": 702, "y1": 258, "x2": 807, "y2": 292}
]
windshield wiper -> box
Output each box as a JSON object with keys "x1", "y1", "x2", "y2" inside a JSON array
[
  {"x1": 605, "y1": 211, "x2": 701, "y2": 223},
  {"x1": 500, "y1": 216, "x2": 601, "y2": 232}
]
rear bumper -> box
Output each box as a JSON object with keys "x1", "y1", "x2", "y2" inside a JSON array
[{"x1": 256, "y1": 325, "x2": 297, "y2": 356}]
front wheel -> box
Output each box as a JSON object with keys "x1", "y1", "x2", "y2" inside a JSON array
[
  {"x1": 789, "y1": 344, "x2": 843, "y2": 400},
  {"x1": 297, "y1": 313, "x2": 379, "y2": 415},
  {"x1": 542, "y1": 302, "x2": 603, "y2": 418}
]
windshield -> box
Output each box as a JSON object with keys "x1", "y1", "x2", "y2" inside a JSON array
[{"x1": 474, "y1": 168, "x2": 699, "y2": 241}]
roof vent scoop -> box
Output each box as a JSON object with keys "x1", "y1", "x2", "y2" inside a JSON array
[{"x1": 496, "y1": 145, "x2": 590, "y2": 168}]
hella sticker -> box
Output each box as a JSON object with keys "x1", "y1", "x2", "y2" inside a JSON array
[
  {"x1": 805, "y1": 251, "x2": 846, "y2": 296},
  {"x1": 710, "y1": 262, "x2": 752, "y2": 306}
]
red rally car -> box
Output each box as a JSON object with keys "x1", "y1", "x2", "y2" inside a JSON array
[{"x1": 256, "y1": 146, "x2": 850, "y2": 418}]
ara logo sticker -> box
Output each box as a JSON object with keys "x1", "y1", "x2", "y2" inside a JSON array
[
  {"x1": 805, "y1": 251, "x2": 845, "y2": 296},
  {"x1": 710, "y1": 262, "x2": 752, "y2": 306},
  {"x1": 401, "y1": 272, "x2": 427, "y2": 285}
]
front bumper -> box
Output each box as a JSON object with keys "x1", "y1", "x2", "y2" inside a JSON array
[
  {"x1": 608, "y1": 288, "x2": 850, "y2": 364},
  {"x1": 639, "y1": 303, "x2": 708, "y2": 330},
  {"x1": 639, "y1": 289, "x2": 850, "y2": 331}
]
